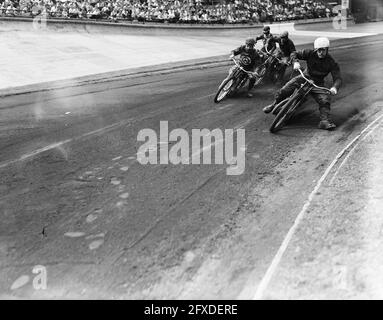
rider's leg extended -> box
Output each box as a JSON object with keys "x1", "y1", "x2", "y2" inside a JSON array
[
  {"x1": 263, "y1": 75, "x2": 304, "y2": 113},
  {"x1": 312, "y1": 91, "x2": 336, "y2": 130}
]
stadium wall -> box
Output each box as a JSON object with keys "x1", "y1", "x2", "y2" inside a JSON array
[{"x1": 0, "y1": 16, "x2": 349, "y2": 37}]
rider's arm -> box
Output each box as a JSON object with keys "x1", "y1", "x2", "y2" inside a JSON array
[
  {"x1": 232, "y1": 45, "x2": 244, "y2": 56},
  {"x1": 290, "y1": 48, "x2": 311, "y2": 62},
  {"x1": 255, "y1": 35, "x2": 263, "y2": 42},
  {"x1": 289, "y1": 40, "x2": 296, "y2": 54},
  {"x1": 290, "y1": 49, "x2": 311, "y2": 70},
  {"x1": 286, "y1": 41, "x2": 296, "y2": 63},
  {"x1": 267, "y1": 37, "x2": 277, "y2": 53}
]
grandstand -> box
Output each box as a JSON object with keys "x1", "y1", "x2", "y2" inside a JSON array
[{"x1": 0, "y1": 0, "x2": 338, "y2": 24}]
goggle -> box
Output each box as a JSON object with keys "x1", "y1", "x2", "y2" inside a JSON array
[{"x1": 317, "y1": 48, "x2": 327, "y2": 53}]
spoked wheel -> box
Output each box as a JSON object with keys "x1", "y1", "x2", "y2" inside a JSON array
[
  {"x1": 269, "y1": 95, "x2": 300, "y2": 133},
  {"x1": 254, "y1": 65, "x2": 266, "y2": 86},
  {"x1": 214, "y1": 77, "x2": 236, "y2": 103}
]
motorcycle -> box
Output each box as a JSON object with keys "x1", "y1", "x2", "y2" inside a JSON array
[
  {"x1": 261, "y1": 46, "x2": 291, "y2": 83},
  {"x1": 269, "y1": 68, "x2": 333, "y2": 133},
  {"x1": 214, "y1": 53, "x2": 265, "y2": 104},
  {"x1": 214, "y1": 48, "x2": 289, "y2": 104}
]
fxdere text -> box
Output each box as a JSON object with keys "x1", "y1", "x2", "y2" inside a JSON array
[{"x1": 144, "y1": 303, "x2": 238, "y2": 318}]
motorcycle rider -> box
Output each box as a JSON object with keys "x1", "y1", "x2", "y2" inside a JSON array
[
  {"x1": 225, "y1": 37, "x2": 265, "y2": 98},
  {"x1": 263, "y1": 37, "x2": 341, "y2": 130},
  {"x1": 273, "y1": 31, "x2": 296, "y2": 82},
  {"x1": 255, "y1": 26, "x2": 280, "y2": 82},
  {"x1": 256, "y1": 26, "x2": 277, "y2": 54}
]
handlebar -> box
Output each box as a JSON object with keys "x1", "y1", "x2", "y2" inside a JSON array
[
  {"x1": 264, "y1": 46, "x2": 286, "y2": 64},
  {"x1": 231, "y1": 58, "x2": 259, "y2": 77},
  {"x1": 264, "y1": 46, "x2": 274, "y2": 57},
  {"x1": 297, "y1": 68, "x2": 332, "y2": 94}
]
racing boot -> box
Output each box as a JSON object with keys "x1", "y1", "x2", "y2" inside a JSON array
[
  {"x1": 263, "y1": 101, "x2": 277, "y2": 114},
  {"x1": 318, "y1": 120, "x2": 336, "y2": 130},
  {"x1": 318, "y1": 107, "x2": 336, "y2": 130}
]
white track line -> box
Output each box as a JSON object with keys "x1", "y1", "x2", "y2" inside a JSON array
[
  {"x1": 329, "y1": 120, "x2": 383, "y2": 185},
  {"x1": 234, "y1": 118, "x2": 253, "y2": 130},
  {"x1": 0, "y1": 119, "x2": 132, "y2": 169},
  {"x1": 195, "y1": 93, "x2": 216, "y2": 100},
  {"x1": 252, "y1": 112, "x2": 383, "y2": 300},
  {"x1": 218, "y1": 103, "x2": 234, "y2": 110}
]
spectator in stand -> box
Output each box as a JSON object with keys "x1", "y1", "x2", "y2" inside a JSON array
[{"x1": 68, "y1": 2, "x2": 79, "y2": 18}]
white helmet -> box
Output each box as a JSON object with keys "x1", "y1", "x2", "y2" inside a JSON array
[{"x1": 314, "y1": 37, "x2": 330, "y2": 50}]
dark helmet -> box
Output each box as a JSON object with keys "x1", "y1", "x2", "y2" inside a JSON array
[
  {"x1": 281, "y1": 31, "x2": 289, "y2": 38},
  {"x1": 245, "y1": 37, "x2": 256, "y2": 46},
  {"x1": 263, "y1": 26, "x2": 270, "y2": 32}
]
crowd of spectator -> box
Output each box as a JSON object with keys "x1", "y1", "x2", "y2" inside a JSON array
[{"x1": 0, "y1": 0, "x2": 336, "y2": 24}]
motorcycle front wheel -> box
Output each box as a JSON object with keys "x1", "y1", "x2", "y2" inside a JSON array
[
  {"x1": 214, "y1": 76, "x2": 236, "y2": 103},
  {"x1": 269, "y1": 94, "x2": 300, "y2": 133},
  {"x1": 254, "y1": 65, "x2": 267, "y2": 86}
]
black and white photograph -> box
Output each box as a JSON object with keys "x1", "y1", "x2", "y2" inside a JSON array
[{"x1": 0, "y1": 0, "x2": 383, "y2": 304}]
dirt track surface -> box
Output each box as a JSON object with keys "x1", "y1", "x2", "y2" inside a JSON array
[{"x1": 1, "y1": 35, "x2": 383, "y2": 299}]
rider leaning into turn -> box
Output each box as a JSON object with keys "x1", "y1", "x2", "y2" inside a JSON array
[
  {"x1": 227, "y1": 37, "x2": 265, "y2": 98},
  {"x1": 256, "y1": 26, "x2": 277, "y2": 54},
  {"x1": 273, "y1": 31, "x2": 296, "y2": 82},
  {"x1": 263, "y1": 37, "x2": 341, "y2": 130}
]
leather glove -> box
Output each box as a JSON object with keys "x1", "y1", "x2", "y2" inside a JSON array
[
  {"x1": 281, "y1": 57, "x2": 289, "y2": 65},
  {"x1": 293, "y1": 62, "x2": 301, "y2": 70},
  {"x1": 330, "y1": 87, "x2": 338, "y2": 95}
]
